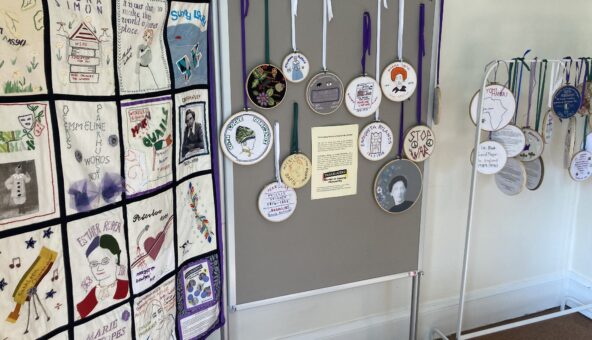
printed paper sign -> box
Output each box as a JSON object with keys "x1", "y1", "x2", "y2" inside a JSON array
[
  {"x1": 134, "y1": 276, "x2": 176, "y2": 340},
  {"x1": 56, "y1": 101, "x2": 122, "y2": 215},
  {"x1": 0, "y1": 0, "x2": 46, "y2": 96},
  {"x1": 311, "y1": 124, "x2": 359, "y2": 199},
  {"x1": 67, "y1": 208, "x2": 130, "y2": 320},
  {"x1": 176, "y1": 175, "x2": 217, "y2": 265},
  {"x1": 127, "y1": 190, "x2": 175, "y2": 293},
  {"x1": 175, "y1": 89, "x2": 211, "y2": 180},
  {"x1": 121, "y1": 95, "x2": 173, "y2": 197},
  {"x1": 0, "y1": 102, "x2": 59, "y2": 229},
  {"x1": 0, "y1": 225, "x2": 68, "y2": 339},
  {"x1": 117, "y1": 0, "x2": 171, "y2": 95},
  {"x1": 48, "y1": 0, "x2": 116, "y2": 95},
  {"x1": 167, "y1": 2, "x2": 209, "y2": 88}
]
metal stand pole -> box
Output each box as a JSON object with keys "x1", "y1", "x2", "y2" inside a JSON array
[{"x1": 409, "y1": 271, "x2": 422, "y2": 340}]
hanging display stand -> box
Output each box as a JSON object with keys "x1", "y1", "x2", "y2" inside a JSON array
[
  {"x1": 381, "y1": 0, "x2": 418, "y2": 102},
  {"x1": 403, "y1": 5, "x2": 435, "y2": 163},
  {"x1": 221, "y1": 0, "x2": 273, "y2": 165},
  {"x1": 430, "y1": 58, "x2": 592, "y2": 340},
  {"x1": 345, "y1": 12, "x2": 382, "y2": 117},
  {"x1": 359, "y1": 0, "x2": 394, "y2": 161},
  {"x1": 306, "y1": 0, "x2": 344, "y2": 115},
  {"x1": 282, "y1": 0, "x2": 310, "y2": 83},
  {"x1": 247, "y1": 0, "x2": 287, "y2": 109}
]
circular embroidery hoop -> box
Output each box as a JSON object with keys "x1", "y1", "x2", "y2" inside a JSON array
[
  {"x1": 469, "y1": 84, "x2": 516, "y2": 132},
  {"x1": 403, "y1": 125, "x2": 435, "y2": 163},
  {"x1": 495, "y1": 157, "x2": 526, "y2": 196},
  {"x1": 345, "y1": 75, "x2": 382, "y2": 117},
  {"x1": 552, "y1": 85, "x2": 581, "y2": 119},
  {"x1": 247, "y1": 63, "x2": 287, "y2": 110},
  {"x1": 564, "y1": 117, "x2": 576, "y2": 169},
  {"x1": 475, "y1": 140, "x2": 507, "y2": 175},
  {"x1": 282, "y1": 52, "x2": 310, "y2": 83},
  {"x1": 518, "y1": 128, "x2": 544, "y2": 162},
  {"x1": 220, "y1": 110, "x2": 273, "y2": 165},
  {"x1": 280, "y1": 153, "x2": 312, "y2": 189},
  {"x1": 542, "y1": 109, "x2": 555, "y2": 144},
  {"x1": 258, "y1": 181, "x2": 297, "y2": 222},
  {"x1": 306, "y1": 71, "x2": 344, "y2": 115},
  {"x1": 380, "y1": 61, "x2": 417, "y2": 102},
  {"x1": 524, "y1": 157, "x2": 544, "y2": 191},
  {"x1": 490, "y1": 124, "x2": 525, "y2": 158},
  {"x1": 585, "y1": 133, "x2": 592, "y2": 153},
  {"x1": 374, "y1": 159, "x2": 422, "y2": 214},
  {"x1": 569, "y1": 150, "x2": 592, "y2": 181},
  {"x1": 358, "y1": 121, "x2": 394, "y2": 161}
]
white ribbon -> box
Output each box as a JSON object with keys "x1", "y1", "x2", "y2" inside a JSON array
[
  {"x1": 291, "y1": 0, "x2": 298, "y2": 51},
  {"x1": 375, "y1": 0, "x2": 387, "y2": 121},
  {"x1": 397, "y1": 0, "x2": 404, "y2": 61},
  {"x1": 547, "y1": 62, "x2": 557, "y2": 108},
  {"x1": 322, "y1": 0, "x2": 333, "y2": 71},
  {"x1": 274, "y1": 121, "x2": 281, "y2": 183}
]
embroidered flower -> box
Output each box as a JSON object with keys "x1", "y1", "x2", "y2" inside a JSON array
[
  {"x1": 275, "y1": 82, "x2": 285, "y2": 93},
  {"x1": 257, "y1": 92, "x2": 269, "y2": 106}
]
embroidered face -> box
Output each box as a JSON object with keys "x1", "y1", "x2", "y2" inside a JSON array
[
  {"x1": 88, "y1": 247, "x2": 117, "y2": 284},
  {"x1": 86, "y1": 235, "x2": 121, "y2": 285},
  {"x1": 185, "y1": 109, "x2": 195, "y2": 127},
  {"x1": 150, "y1": 301, "x2": 166, "y2": 330},
  {"x1": 389, "y1": 177, "x2": 407, "y2": 205}
]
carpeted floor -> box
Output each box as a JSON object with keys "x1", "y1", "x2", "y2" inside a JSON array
[{"x1": 447, "y1": 308, "x2": 592, "y2": 340}]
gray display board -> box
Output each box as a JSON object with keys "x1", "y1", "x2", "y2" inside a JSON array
[{"x1": 226, "y1": 0, "x2": 435, "y2": 305}]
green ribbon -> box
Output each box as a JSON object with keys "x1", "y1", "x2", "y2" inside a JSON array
[
  {"x1": 265, "y1": 0, "x2": 270, "y2": 64},
  {"x1": 535, "y1": 60, "x2": 548, "y2": 131},
  {"x1": 290, "y1": 102, "x2": 299, "y2": 154}
]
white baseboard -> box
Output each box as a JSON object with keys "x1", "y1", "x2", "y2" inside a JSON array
[
  {"x1": 280, "y1": 273, "x2": 565, "y2": 340},
  {"x1": 565, "y1": 270, "x2": 592, "y2": 320}
]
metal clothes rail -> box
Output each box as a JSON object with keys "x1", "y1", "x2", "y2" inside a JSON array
[{"x1": 430, "y1": 58, "x2": 592, "y2": 340}]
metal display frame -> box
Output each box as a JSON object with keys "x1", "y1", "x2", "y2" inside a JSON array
[
  {"x1": 211, "y1": 0, "x2": 444, "y2": 339},
  {"x1": 430, "y1": 58, "x2": 592, "y2": 340}
]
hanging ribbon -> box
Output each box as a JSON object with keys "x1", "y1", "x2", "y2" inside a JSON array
[
  {"x1": 240, "y1": 0, "x2": 250, "y2": 108},
  {"x1": 525, "y1": 59, "x2": 537, "y2": 128},
  {"x1": 511, "y1": 50, "x2": 530, "y2": 124},
  {"x1": 290, "y1": 103, "x2": 299, "y2": 154},
  {"x1": 264, "y1": 0, "x2": 270, "y2": 64},
  {"x1": 535, "y1": 60, "x2": 548, "y2": 131},
  {"x1": 397, "y1": 0, "x2": 405, "y2": 60},
  {"x1": 416, "y1": 3, "x2": 425, "y2": 125},
  {"x1": 322, "y1": 0, "x2": 334, "y2": 71},
  {"x1": 563, "y1": 56, "x2": 573, "y2": 84},
  {"x1": 398, "y1": 102, "x2": 405, "y2": 157},
  {"x1": 436, "y1": 0, "x2": 444, "y2": 87},
  {"x1": 361, "y1": 12, "x2": 372, "y2": 75},
  {"x1": 274, "y1": 121, "x2": 281, "y2": 183},
  {"x1": 374, "y1": 0, "x2": 387, "y2": 122},
  {"x1": 579, "y1": 57, "x2": 588, "y2": 104},
  {"x1": 547, "y1": 61, "x2": 559, "y2": 108},
  {"x1": 585, "y1": 115, "x2": 589, "y2": 151},
  {"x1": 290, "y1": 0, "x2": 298, "y2": 52}
]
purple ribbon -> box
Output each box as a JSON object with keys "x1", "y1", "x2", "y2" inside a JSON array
[
  {"x1": 398, "y1": 102, "x2": 405, "y2": 157},
  {"x1": 416, "y1": 4, "x2": 425, "y2": 125},
  {"x1": 361, "y1": 12, "x2": 371, "y2": 75},
  {"x1": 240, "y1": 0, "x2": 250, "y2": 108},
  {"x1": 436, "y1": 0, "x2": 444, "y2": 86}
]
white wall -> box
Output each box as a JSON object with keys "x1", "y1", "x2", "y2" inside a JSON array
[{"x1": 216, "y1": 0, "x2": 592, "y2": 339}]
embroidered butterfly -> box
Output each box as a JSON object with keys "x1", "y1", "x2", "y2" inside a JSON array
[{"x1": 176, "y1": 43, "x2": 202, "y2": 82}]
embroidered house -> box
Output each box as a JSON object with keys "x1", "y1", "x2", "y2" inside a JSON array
[{"x1": 68, "y1": 23, "x2": 101, "y2": 83}]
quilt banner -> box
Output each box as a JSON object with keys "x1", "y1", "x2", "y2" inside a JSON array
[{"x1": 0, "y1": 1, "x2": 224, "y2": 339}]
